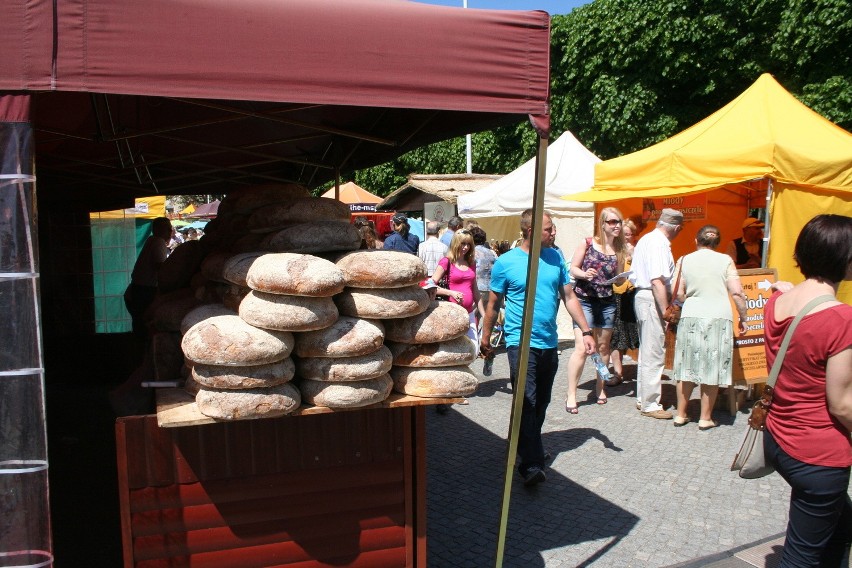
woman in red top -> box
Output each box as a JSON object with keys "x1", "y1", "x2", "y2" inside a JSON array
[{"x1": 764, "y1": 214, "x2": 852, "y2": 567}]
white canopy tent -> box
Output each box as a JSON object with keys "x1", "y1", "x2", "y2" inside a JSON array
[{"x1": 457, "y1": 131, "x2": 600, "y2": 339}]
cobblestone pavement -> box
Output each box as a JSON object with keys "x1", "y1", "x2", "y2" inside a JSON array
[{"x1": 424, "y1": 344, "x2": 850, "y2": 567}]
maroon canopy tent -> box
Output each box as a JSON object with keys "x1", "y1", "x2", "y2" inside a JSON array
[
  {"x1": 1, "y1": 0, "x2": 549, "y2": 209},
  {"x1": 0, "y1": 0, "x2": 551, "y2": 565}
]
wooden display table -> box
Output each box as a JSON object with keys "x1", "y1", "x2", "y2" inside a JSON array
[{"x1": 116, "y1": 391, "x2": 465, "y2": 567}]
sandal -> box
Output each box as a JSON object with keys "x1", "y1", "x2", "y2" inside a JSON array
[
  {"x1": 565, "y1": 401, "x2": 579, "y2": 414},
  {"x1": 596, "y1": 395, "x2": 608, "y2": 405}
]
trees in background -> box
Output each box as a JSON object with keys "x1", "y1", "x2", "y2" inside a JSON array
[{"x1": 350, "y1": 0, "x2": 851, "y2": 196}]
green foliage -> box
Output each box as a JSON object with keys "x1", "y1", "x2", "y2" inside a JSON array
[{"x1": 351, "y1": 0, "x2": 850, "y2": 193}]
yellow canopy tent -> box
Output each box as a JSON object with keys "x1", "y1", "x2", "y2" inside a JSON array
[
  {"x1": 569, "y1": 73, "x2": 852, "y2": 303},
  {"x1": 179, "y1": 203, "x2": 196, "y2": 215},
  {"x1": 89, "y1": 196, "x2": 167, "y2": 220}
]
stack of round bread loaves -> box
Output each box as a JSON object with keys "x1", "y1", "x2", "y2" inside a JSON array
[
  {"x1": 383, "y1": 300, "x2": 479, "y2": 398},
  {"x1": 171, "y1": 186, "x2": 478, "y2": 419}
]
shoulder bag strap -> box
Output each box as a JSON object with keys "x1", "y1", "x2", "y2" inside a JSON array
[
  {"x1": 766, "y1": 294, "x2": 835, "y2": 388},
  {"x1": 670, "y1": 257, "x2": 683, "y2": 301}
]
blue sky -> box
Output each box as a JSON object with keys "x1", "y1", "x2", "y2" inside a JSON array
[{"x1": 412, "y1": 0, "x2": 590, "y2": 15}]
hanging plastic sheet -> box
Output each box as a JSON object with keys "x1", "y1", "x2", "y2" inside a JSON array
[{"x1": 1, "y1": 99, "x2": 54, "y2": 567}]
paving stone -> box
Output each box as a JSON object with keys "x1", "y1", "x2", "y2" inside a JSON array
[{"x1": 426, "y1": 344, "x2": 851, "y2": 567}]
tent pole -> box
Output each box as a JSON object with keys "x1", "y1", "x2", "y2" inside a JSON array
[
  {"x1": 762, "y1": 178, "x2": 773, "y2": 268},
  {"x1": 494, "y1": 133, "x2": 548, "y2": 568}
]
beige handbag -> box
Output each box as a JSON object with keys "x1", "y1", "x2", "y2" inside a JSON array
[{"x1": 731, "y1": 294, "x2": 834, "y2": 479}]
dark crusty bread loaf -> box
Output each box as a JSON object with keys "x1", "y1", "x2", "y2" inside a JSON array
[
  {"x1": 245, "y1": 253, "x2": 345, "y2": 297},
  {"x1": 383, "y1": 301, "x2": 470, "y2": 343},
  {"x1": 222, "y1": 285, "x2": 250, "y2": 312},
  {"x1": 335, "y1": 250, "x2": 427, "y2": 289},
  {"x1": 248, "y1": 197, "x2": 351, "y2": 233},
  {"x1": 261, "y1": 221, "x2": 361, "y2": 254},
  {"x1": 294, "y1": 345, "x2": 393, "y2": 381},
  {"x1": 199, "y1": 250, "x2": 233, "y2": 283},
  {"x1": 390, "y1": 365, "x2": 478, "y2": 398},
  {"x1": 191, "y1": 358, "x2": 295, "y2": 389},
  {"x1": 293, "y1": 316, "x2": 385, "y2": 358},
  {"x1": 298, "y1": 374, "x2": 393, "y2": 408},
  {"x1": 222, "y1": 252, "x2": 265, "y2": 287},
  {"x1": 196, "y1": 382, "x2": 301, "y2": 420},
  {"x1": 219, "y1": 183, "x2": 311, "y2": 216},
  {"x1": 148, "y1": 289, "x2": 203, "y2": 332},
  {"x1": 239, "y1": 291, "x2": 338, "y2": 332},
  {"x1": 334, "y1": 285, "x2": 430, "y2": 319},
  {"x1": 158, "y1": 240, "x2": 207, "y2": 293},
  {"x1": 182, "y1": 314, "x2": 294, "y2": 366},
  {"x1": 152, "y1": 332, "x2": 184, "y2": 381},
  {"x1": 180, "y1": 304, "x2": 237, "y2": 335},
  {"x1": 386, "y1": 336, "x2": 477, "y2": 367}
]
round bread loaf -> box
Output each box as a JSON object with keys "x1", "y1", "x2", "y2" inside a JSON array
[
  {"x1": 390, "y1": 365, "x2": 478, "y2": 398},
  {"x1": 222, "y1": 285, "x2": 250, "y2": 312},
  {"x1": 158, "y1": 240, "x2": 207, "y2": 293},
  {"x1": 386, "y1": 336, "x2": 477, "y2": 367},
  {"x1": 239, "y1": 291, "x2": 338, "y2": 332},
  {"x1": 219, "y1": 183, "x2": 311, "y2": 215},
  {"x1": 182, "y1": 314, "x2": 294, "y2": 365},
  {"x1": 152, "y1": 332, "x2": 184, "y2": 381},
  {"x1": 222, "y1": 252, "x2": 266, "y2": 287},
  {"x1": 293, "y1": 316, "x2": 385, "y2": 358},
  {"x1": 246, "y1": 253, "x2": 345, "y2": 297},
  {"x1": 192, "y1": 358, "x2": 295, "y2": 389},
  {"x1": 383, "y1": 301, "x2": 470, "y2": 343},
  {"x1": 196, "y1": 382, "x2": 301, "y2": 420},
  {"x1": 180, "y1": 304, "x2": 237, "y2": 335},
  {"x1": 195, "y1": 281, "x2": 230, "y2": 304},
  {"x1": 199, "y1": 251, "x2": 233, "y2": 283},
  {"x1": 334, "y1": 285, "x2": 430, "y2": 319},
  {"x1": 295, "y1": 345, "x2": 393, "y2": 381},
  {"x1": 248, "y1": 197, "x2": 351, "y2": 233},
  {"x1": 261, "y1": 221, "x2": 361, "y2": 254},
  {"x1": 231, "y1": 232, "x2": 266, "y2": 253},
  {"x1": 184, "y1": 374, "x2": 203, "y2": 396},
  {"x1": 149, "y1": 289, "x2": 203, "y2": 332},
  {"x1": 335, "y1": 250, "x2": 427, "y2": 289},
  {"x1": 299, "y1": 374, "x2": 393, "y2": 409}
]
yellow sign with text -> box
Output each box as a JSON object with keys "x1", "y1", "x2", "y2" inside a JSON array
[{"x1": 731, "y1": 268, "x2": 777, "y2": 384}]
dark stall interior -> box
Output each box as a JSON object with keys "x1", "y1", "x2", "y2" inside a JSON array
[{"x1": 2, "y1": 1, "x2": 551, "y2": 564}]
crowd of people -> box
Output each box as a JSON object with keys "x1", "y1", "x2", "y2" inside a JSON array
[{"x1": 128, "y1": 205, "x2": 850, "y2": 563}]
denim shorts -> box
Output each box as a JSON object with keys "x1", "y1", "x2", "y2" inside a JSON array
[{"x1": 572, "y1": 296, "x2": 617, "y2": 330}]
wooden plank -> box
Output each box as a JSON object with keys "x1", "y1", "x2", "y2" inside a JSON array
[{"x1": 156, "y1": 389, "x2": 468, "y2": 429}]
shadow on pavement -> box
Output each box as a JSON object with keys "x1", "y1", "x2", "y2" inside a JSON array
[{"x1": 426, "y1": 405, "x2": 639, "y2": 567}]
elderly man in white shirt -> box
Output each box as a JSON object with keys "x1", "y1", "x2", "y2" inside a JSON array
[
  {"x1": 630, "y1": 208, "x2": 684, "y2": 419},
  {"x1": 418, "y1": 221, "x2": 448, "y2": 277}
]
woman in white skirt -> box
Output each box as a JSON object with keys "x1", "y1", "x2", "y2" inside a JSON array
[{"x1": 671, "y1": 225, "x2": 748, "y2": 429}]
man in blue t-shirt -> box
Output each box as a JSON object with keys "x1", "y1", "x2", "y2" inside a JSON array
[{"x1": 480, "y1": 209, "x2": 596, "y2": 487}]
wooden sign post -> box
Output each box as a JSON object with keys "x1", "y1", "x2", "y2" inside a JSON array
[{"x1": 731, "y1": 268, "x2": 778, "y2": 384}]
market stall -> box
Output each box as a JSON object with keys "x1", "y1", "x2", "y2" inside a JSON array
[
  {"x1": 569, "y1": 73, "x2": 852, "y2": 303},
  {"x1": 0, "y1": 0, "x2": 552, "y2": 565}
]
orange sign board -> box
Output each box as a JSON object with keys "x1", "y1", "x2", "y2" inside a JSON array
[{"x1": 731, "y1": 268, "x2": 777, "y2": 384}]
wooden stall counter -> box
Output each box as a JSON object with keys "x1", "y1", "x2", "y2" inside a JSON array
[{"x1": 156, "y1": 387, "x2": 467, "y2": 428}]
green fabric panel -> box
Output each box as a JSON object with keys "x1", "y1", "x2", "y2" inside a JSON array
[{"x1": 91, "y1": 218, "x2": 154, "y2": 333}]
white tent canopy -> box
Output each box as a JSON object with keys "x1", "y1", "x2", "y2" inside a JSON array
[
  {"x1": 457, "y1": 130, "x2": 598, "y2": 218},
  {"x1": 457, "y1": 131, "x2": 600, "y2": 340}
]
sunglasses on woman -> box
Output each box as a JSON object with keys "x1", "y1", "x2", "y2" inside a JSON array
[{"x1": 604, "y1": 219, "x2": 622, "y2": 226}]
